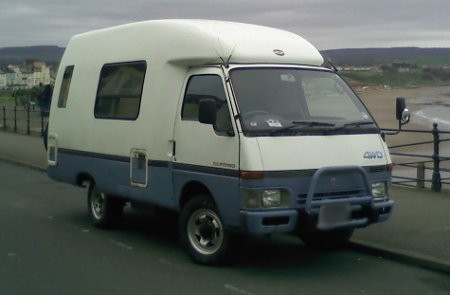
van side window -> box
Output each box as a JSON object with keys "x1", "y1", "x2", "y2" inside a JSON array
[
  {"x1": 57, "y1": 66, "x2": 74, "y2": 108},
  {"x1": 181, "y1": 75, "x2": 233, "y2": 134},
  {"x1": 94, "y1": 61, "x2": 146, "y2": 120}
]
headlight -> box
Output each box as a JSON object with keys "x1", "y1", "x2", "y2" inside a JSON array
[
  {"x1": 372, "y1": 182, "x2": 388, "y2": 201},
  {"x1": 262, "y1": 190, "x2": 281, "y2": 207},
  {"x1": 242, "y1": 189, "x2": 289, "y2": 209}
]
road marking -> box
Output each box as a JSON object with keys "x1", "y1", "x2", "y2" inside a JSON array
[
  {"x1": 70, "y1": 225, "x2": 90, "y2": 233},
  {"x1": 158, "y1": 258, "x2": 187, "y2": 272},
  {"x1": 109, "y1": 239, "x2": 133, "y2": 250},
  {"x1": 224, "y1": 284, "x2": 256, "y2": 295}
]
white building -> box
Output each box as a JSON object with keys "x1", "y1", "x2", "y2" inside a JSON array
[
  {"x1": 0, "y1": 70, "x2": 6, "y2": 88},
  {"x1": 0, "y1": 61, "x2": 52, "y2": 89}
]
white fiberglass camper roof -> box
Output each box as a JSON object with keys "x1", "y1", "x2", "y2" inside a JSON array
[{"x1": 65, "y1": 19, "x2": 324, "y2": 66}]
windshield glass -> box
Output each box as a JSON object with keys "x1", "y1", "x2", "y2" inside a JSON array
[{"x1": 230, "y1": 68, "x2": 378, "y2": 136}]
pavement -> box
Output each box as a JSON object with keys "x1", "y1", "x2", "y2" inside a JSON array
[
  {"x1": 1, "y1": 130, "x2": 449, "y2": 274},
  {"x1": 0, "y1": 131, "x2": 47, "y2": 169}
]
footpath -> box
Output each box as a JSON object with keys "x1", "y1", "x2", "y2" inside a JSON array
[{"x1": 1, "y1": 131, "x2": 449, "y2": 274}]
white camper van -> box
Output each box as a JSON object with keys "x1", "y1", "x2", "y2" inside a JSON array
[{"x1": 47, "y1": 20, "x2": 401, "y2": 265}]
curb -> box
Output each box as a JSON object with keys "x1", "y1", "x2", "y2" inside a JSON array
[
  {"x1": 0, "y1": 156, "x2": 46, "y2": 172},
  {"x1": 349, "y1": 240, "x2": 450, "y2": 275}
]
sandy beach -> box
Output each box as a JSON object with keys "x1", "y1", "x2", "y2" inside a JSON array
[
  {"x1": 358, "y1": 85, "x2": 450, "y2": 178},
  {"x1": 358, "y1": 85, "x2": 450, "y2": 148}
]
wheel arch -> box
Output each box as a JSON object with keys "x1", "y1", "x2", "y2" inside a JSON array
[
  {"x1": 76, "y1": 172, "x2": 95, "y2": 188},
  {"x1": 178, "y1": 180, "x2": 215, "y2": 210}
]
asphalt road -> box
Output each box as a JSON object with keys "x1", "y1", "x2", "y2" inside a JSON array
[{"x1": 1, "y1": 161, "x2": 449, "y2": 295}]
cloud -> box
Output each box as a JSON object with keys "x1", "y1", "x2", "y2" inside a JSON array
[{"x1": 1, "y1": 0, "x2": 449, "y2": 49}]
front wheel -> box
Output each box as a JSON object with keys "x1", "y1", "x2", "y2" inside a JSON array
[
  {"x1": 87, "y1": 184, "x2": 124, "y2": 229},
  {"x1": 179, "y1": 195, "x2": 234, "y2": 265}
]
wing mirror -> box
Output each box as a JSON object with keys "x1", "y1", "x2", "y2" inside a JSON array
[
  {"x1": 396, "y1": 97, "x2": 410, "y2": 125},
  {"x1": 198, "y1": 98, "x2": 217, "y2": 125},
  {"x1": 382, "y1": 97, "x2": 411, "y2": 139},
  {"x1": 198, "y1": 98, "x2": 235, "y2": 136}
]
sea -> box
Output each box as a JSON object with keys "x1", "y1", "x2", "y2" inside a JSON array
[
  {"x1": 409, "y1": 92, "x2": 450, "y2": 131},
  {"x1": 390, "y1": 91, "x2": 450, "y2": 189}
]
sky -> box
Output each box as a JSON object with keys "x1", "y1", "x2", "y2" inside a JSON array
[{"x1": 1, "y1": 0, "x2": 450, "y2": 50}]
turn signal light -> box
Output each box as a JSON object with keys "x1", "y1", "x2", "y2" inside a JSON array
[
  {"x1": 240, "y1": 171, "x2": 264, "y2": 179},
  {"x1": 387, "y1": 164, "x2": 394, "y2": 172}
]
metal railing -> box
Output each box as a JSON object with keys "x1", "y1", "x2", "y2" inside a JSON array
[
  {"x1": 1, "y1": 105, "x2": 48, "y2": 136},
  {"x1": 382, "y1": 123, "x2": 450, "y2": 192},
  {"x1": 1, "y1": 100, "x2": 449, "y2": 192}
]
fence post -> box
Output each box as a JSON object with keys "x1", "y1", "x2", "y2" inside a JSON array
[
  {"x1": 431, "y1": 123, "x2": 442, "y2": 192},
  {"x1": 14, "y1": 106, "x2": 17, "y2": 132},
  {"x1": 41, "y1": 110, "x2": 44, "y2": 136},
  {"x1": 2, "y1": 106, "x2": 5, "y2": 130},
  {"x1": 416, "y1": 162, "x2": 425, "y2": 189},
  {"x1": 26, "y1": 105, "x2": 30, "y2": 135}
]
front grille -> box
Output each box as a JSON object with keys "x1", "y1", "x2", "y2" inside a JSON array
[
  {"x1": 365, "y1": 165, "x2": 387, "y2": 173},
  {"x1": 297, "y1": 194, "x2": 308, "y2": 206},
  {"x1": 297, "y1": 189, "x2": 365, "y2": 206},
  {"x1": 314, "y1": 189, "x2": 365, "y2": 199}
]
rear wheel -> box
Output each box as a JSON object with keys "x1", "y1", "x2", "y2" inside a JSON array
[
  {"x1": 87, "y1": 184, "x2": 124, "y2": 228},
  {"x1": 299, "y1": 228, "x2": 354, "y2": 249},
  {"x1": 179, "y1": 195, "x2": 234, "y2": 265}
]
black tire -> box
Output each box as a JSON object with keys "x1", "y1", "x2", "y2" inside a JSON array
[
  {"x1": 87, "y1": 184, "x2": 124, "y2": 229},
  {"x1": 299, "y1": 228, "x2": 354, "y2": 249},
  {"x1": 179, "y1": 195, "x2": 234, "y2": 265}
]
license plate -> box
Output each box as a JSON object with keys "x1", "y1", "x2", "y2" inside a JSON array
[{"x1": 318, "y1": 203, "x2": 351, "y2": 229}]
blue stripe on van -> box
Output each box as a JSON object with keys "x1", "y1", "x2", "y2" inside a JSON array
[
  {"x1": 58, "y1": 148, "x2": 170, "y2": 168},
  {"x1": 48, "y1": 148, "x2": 391, "y2": 234},
  {"x1": 47, "y1": 149, "x2": 242, "y2": 227},
  {"x1": 48, "y1": 149, "x2": 175, "y2": 209},
  {"x1": 173, "y1": 162, "x2": 239, "y2": 177}
]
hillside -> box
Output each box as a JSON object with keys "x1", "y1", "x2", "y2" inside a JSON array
[
  {"x1": 1, "y1": 45, "x2": 449, "y2": 87},
  {"x1": 322, "y1": 47, "x2": 450, "y2": 66},
  {"x1": 0, "y1": 46, "x2": 65, "y2": 64},
  {"x1": 1, "y1": 45, "x2": 449, "y2": 67}
]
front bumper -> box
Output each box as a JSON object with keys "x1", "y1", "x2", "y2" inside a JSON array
[
  {"x1": 240, "y1": 199, "x2": 394, "y2": 235},
  {"x1": 239, "y1": 165, "x2": 394, "y2": 235}
]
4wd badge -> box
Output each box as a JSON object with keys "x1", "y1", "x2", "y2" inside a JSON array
[{"x1": 363, "y1": 151, "x2": 383, "y2": 159}]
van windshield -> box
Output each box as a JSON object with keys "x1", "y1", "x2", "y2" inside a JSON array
[{"x1": 230, "y1": 68, "x2": 378, "y2": 136}]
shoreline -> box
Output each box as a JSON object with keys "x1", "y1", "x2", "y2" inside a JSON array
[
  {"x1": 358, "y1": 85, "x2": 450, "y2": 171},
  {"x1": 358, "y1": 85, "x2": 450, "y2": 147}
]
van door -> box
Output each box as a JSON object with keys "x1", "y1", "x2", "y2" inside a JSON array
[{"x1": 172, "y1": 68, "x2": 239, "y2": 180}]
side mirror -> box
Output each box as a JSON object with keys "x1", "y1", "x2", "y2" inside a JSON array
[
  {"x1": 198, "y1": 98, "x2": 217, "y2": 125},
  {"x1": 396, "y1": 97, "x2": 405, "y2": 120},
  {"x1": 384, "y1": 97, "x2": 411, "y2": 137},
  {"x1": 396, "y1": 97, "x2": 410, "y2": 124}
]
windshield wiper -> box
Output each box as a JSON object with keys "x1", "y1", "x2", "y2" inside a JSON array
[
  {"x1": 270, "y1": 121, "x2": 335, "y2": 135},
  {"x1": 326, "y1": 121, "x2": 376, "y2": 132}
]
